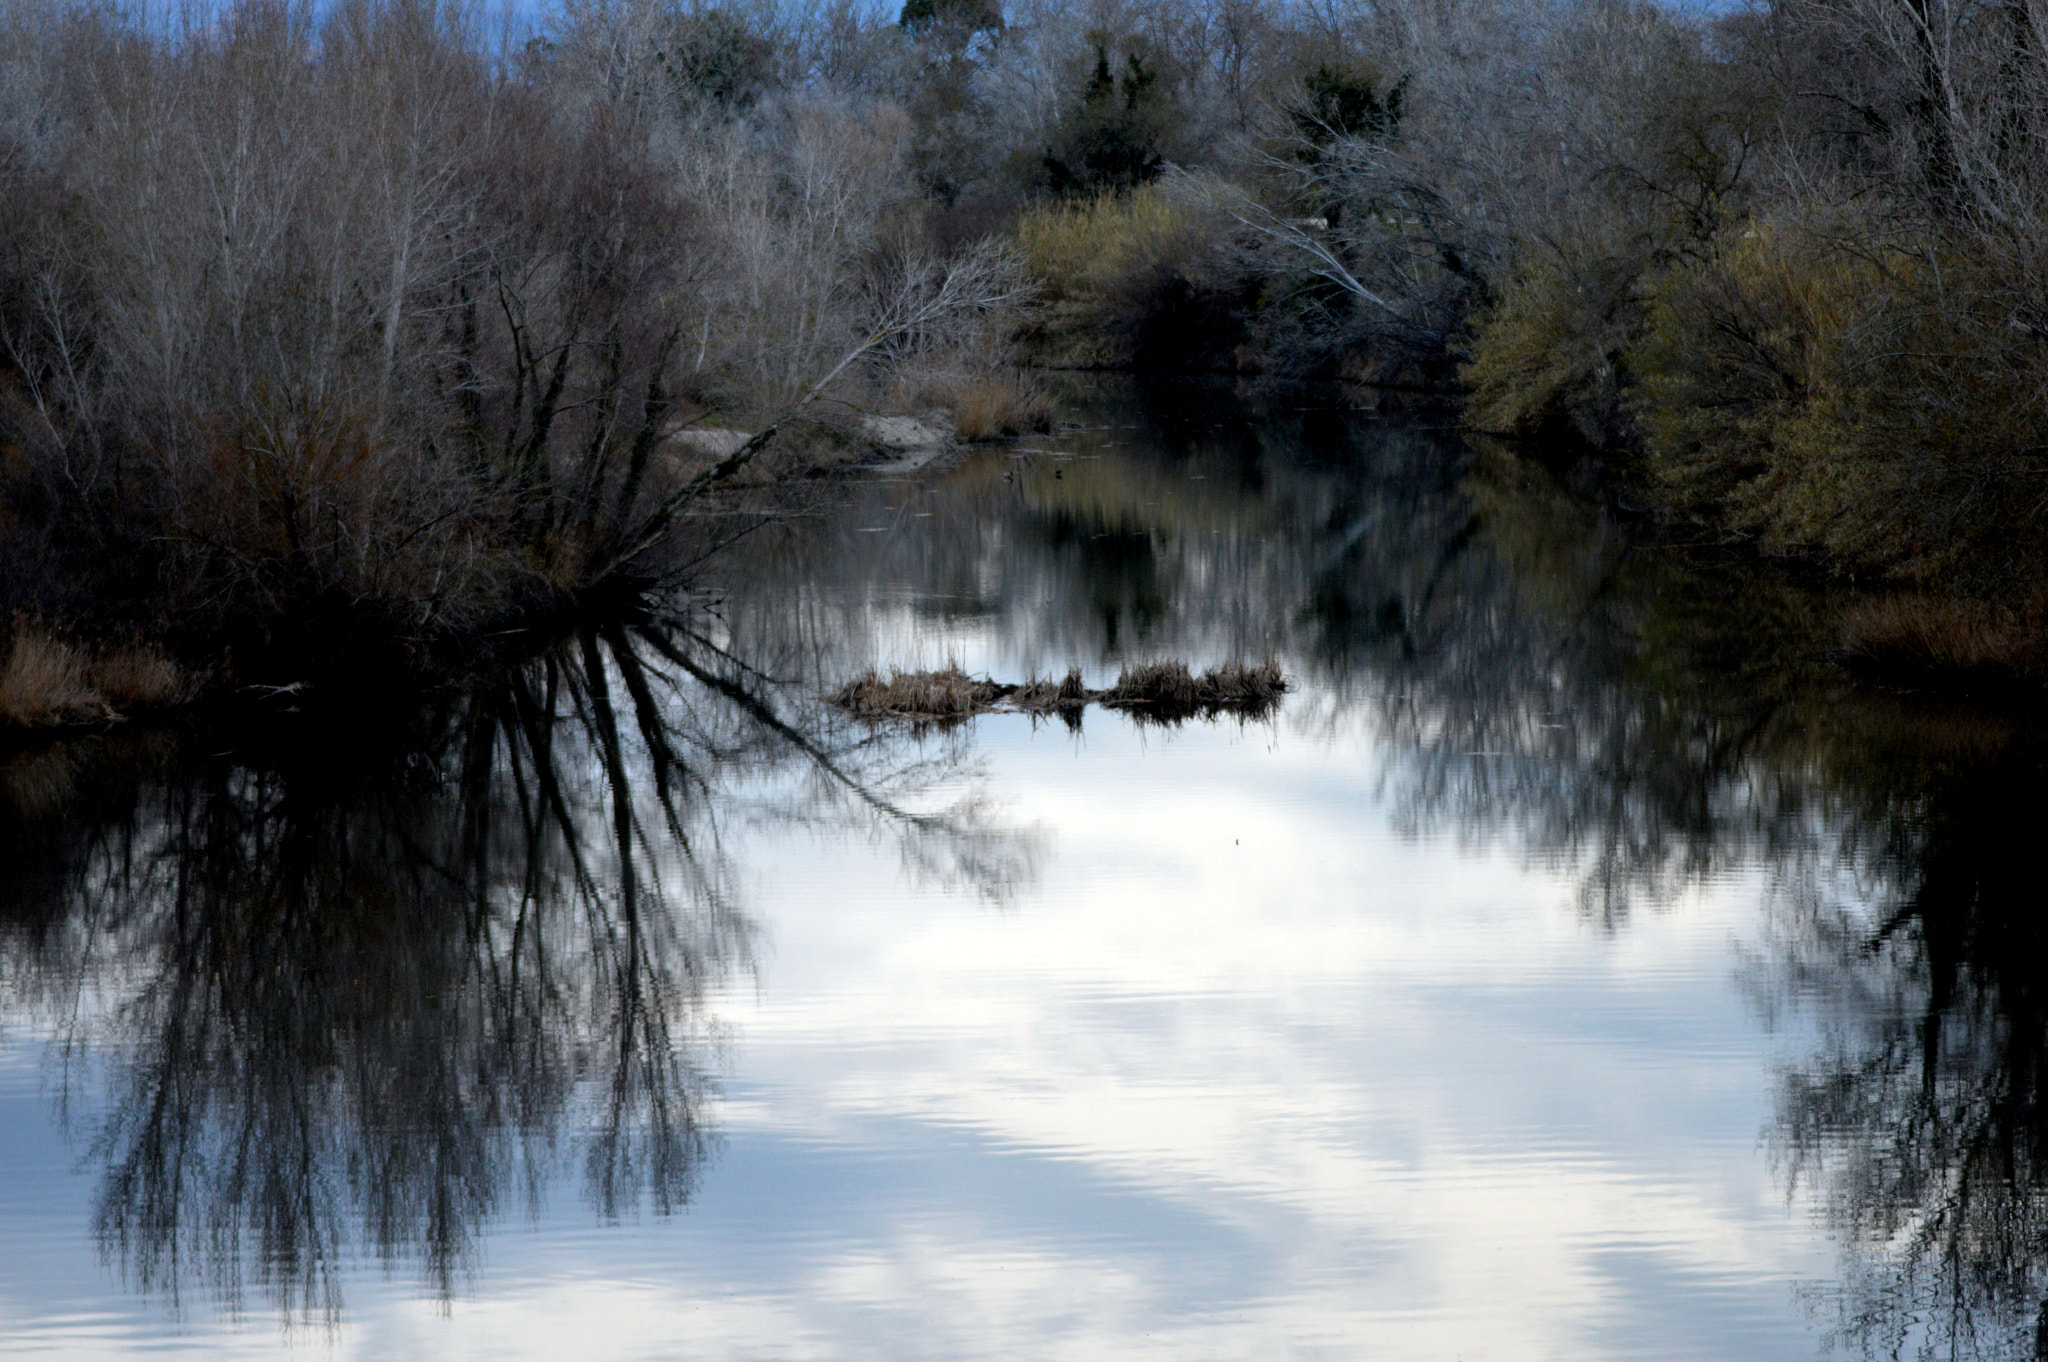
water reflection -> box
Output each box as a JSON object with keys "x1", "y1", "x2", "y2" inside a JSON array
[
  {"x1": 714, "y1": 377, "x2": 2048, "y2": 1359},
  {"x1": 8, "y1": 377, "x2": 2048, "y2": 1356},
  {"x1": 0, "y1": 622, "x2": 1027, "y2": 1322},
  {"x1": 1744, "y1": 722, "x2": 2048, "y2": 1361},
  {"x1": 726, "y1": 381, "x2": 1860, "y2": 921}
]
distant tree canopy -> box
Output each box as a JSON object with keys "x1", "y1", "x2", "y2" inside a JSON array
[
  {"x1": 658, "y1": 7, "x2": 775, "y2": 111},
  {"x1": 1288, "y1": 64, "x2": 1406, "y2": 150},
  {"x1": 1042, "y1": 42, "x2": 1172, "y2": 195},
  {"x1": 899, "y1": 0, "x2": 1004, "y2": 42}
]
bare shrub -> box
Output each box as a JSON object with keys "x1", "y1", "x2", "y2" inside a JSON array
[{"x1": 0, "y1": 0, "x2": 1032, "y2": 682}]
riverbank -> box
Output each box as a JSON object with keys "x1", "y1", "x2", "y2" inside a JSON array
[{"x1": 6, "y1": 0, "x2": 2040, "y2": 728}]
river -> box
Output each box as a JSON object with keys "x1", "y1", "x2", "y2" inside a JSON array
[{"x1": 0, "y1": 377, "x2": 2037, "y2": 1360}]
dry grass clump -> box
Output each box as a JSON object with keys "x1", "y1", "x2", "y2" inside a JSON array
[
  {"x1": 0, "y1": 629, "x2": 113, "y2": 728},
  {"x1": 93, "y1": 644, "x2": 195, "y2": 713},
  {"x1": 945, "y1": 371, "x2": 1058, "y2": 442},
  {"x1": 832, "y1": 659, "x2": 1290, "y2": 724},
  {"x1": 1196, "y1": 660, "x2": 1291, "y2": 704},
  {"x1": 1013, "y1": 668, "x2": 1090, "y2": 709},
  {"x1": 1104, "y1": 659, "x2": 1199, "y2": 707},
  {"x1": 831, "y1": 666, "x2": 1005, "y2": 720},
  {"x1": 1102, "y1": 660, "x2": 1289, "y2": 713},
  {"x1": 1837, "y1": 596, "x2": 2042, "y2": 686},
  {"x1": 0, "y1": 625, "x2": 197, "y2": 731}
]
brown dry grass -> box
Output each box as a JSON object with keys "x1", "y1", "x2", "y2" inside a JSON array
[
  {"x1": 948, "y1": 372, "x2": 1057, "y2": 442},
  {"x1": 832, "y1": 659, "x2": 1290, "y2": 723},
  {"x1": 1013, "y1": 668, "x2": 1090, "y2": 709},
  {"x1": 831, "y1": 666, "x2": 1005, "y2": 719},
  {"x1": 0, "y1": 625, "x2": 197, "y2": 731},
  {"x1": 0, "y1": 628, "x2": 113, "y2": 728},
  {"x1": 1837, "y1": 595, "x2": 2041, "y2": 685},
  {"x1": 93, "y1": 644, "x2": 194, "y2": 712},
  {"x1": 1102, "y1": 660, "x2": 1289, "y2": 711}
]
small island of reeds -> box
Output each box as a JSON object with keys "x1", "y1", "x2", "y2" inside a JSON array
[{"x1": 831, "y1": 661, "x2": 1289, "y2": 725}]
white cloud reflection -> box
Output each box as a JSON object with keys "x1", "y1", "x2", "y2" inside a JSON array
[
  {"x1": 0, "y1": 703, "x2": 1832, "y2": 1360},
  {"x1": 671, "y1": 711, "x2": 1831, "y2": 1361}
]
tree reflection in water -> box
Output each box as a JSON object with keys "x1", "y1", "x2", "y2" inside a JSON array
[
  {"x1": 1291, "y1": 416, "x2": 2048, "y2": 1358},
  {"x1": 1751, "y1": 732, "x2": 2048, "y2": 1362},
  {"x1": 7, "y1": 375, "x2": 2048, "y2": 1353},
  {"x1": 713, "y1": 376, "x2": 2048, "y2": 1358},
  {"x1": 753, "y1": 376, "x2": 2048, "y2": 1351},
  {"x1": 1297, "y1": 425, "x2": 2048, "y2": 1358},
  {"x1": 0, "y1": 620, "x2": 1028, "y2": 1323},
  {"x1": 699, "y1": 375, "x2": 2048, "y2": 1360}
]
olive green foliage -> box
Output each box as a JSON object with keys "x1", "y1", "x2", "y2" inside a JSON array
[
  {"x1": 1462, "y1": 253, "x2": 1642, "y2": 441},
  {"x1": 1442, "y1": 0, "x2": 2048, "y2": 601},
  {"x1": 1015, "y1": 186, "x2": 1241, "y2": 369},
  {"x1": 1458, "y1": 11, "x2": 1764, "y2": 439},
  {"x1": 1628, "y1": 222, "x2": 2048, "y2": 588},
  {"x1": 1042, "y1": 40, "x2": 1174, "y2": 196}
]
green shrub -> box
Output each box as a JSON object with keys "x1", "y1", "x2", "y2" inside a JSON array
[
  {"x1": 1015, "y1": 185, "x2": 1240, "y2": 369},
  {"x1": 1460, "y1": 251, "x2": 1643, "y2": 441},
  {"x1": 1627, "y1": 218, "x2": 2048, "y2": 591},
  {"x1": 1287, "y1": 65, "x2": 1406, "y2": 152},
  {"x1": 1040, "y1": 39, "x2": 1177, "y2": 196}
]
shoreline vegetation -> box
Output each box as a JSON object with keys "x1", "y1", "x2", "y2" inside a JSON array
[{"x1": 1, "y1": 0, "x2": 2043, "y2": 734}]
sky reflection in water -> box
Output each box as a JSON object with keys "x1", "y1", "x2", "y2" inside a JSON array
[{"x1": 0, "y1": 378, "x2": 2040, "y2": 1359}]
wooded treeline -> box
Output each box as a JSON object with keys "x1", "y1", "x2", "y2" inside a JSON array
[{"x1": 0, "y1": 0, "x2": 2042, "y2": 711}]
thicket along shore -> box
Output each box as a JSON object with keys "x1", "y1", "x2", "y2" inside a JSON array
[{"x1": 2, "y1": 0, "x2": 2045, "y2": 731}]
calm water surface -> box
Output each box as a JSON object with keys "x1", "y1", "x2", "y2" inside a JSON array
[{"x1": 1, "y1": 379, "x2": 2041, "y2": 1359}]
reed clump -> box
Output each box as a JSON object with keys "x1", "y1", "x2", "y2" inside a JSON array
[
  {"x1": 1102, "y1": 660, "x2": 1289, "y2": 714},
  {"x1": 831, "y1": 666, "x2": 1005, "y2": 720},
  {"x1": 91, "y1": 644, "x2": 196, "y2": 714},
  {"x1": 0, "y1": 624, "x2": 196, "y2": 731},
  {"x1": 945, "y1": 372, "x2": 1059, "y2": 442},
  {"x1": 1836, "y1": 597, "x2": 2043, "y2": 688},
  {"x1": 831, "y1": 660, "x2": 1289, "y2": 724},
  {"x1": 0, "y1": 630, "x2": 109, "y2": 729},
  {"x1": 1013, "y1": 668, "x2": 1090, "y2": 709}
]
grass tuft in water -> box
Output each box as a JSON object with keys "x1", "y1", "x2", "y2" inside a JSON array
[
  {"x1": 1013, "y1": 668, "x2": 1090, "y2": 711},
  {"x1": 832, "y1": 660, "x2": 1287, "y2": 724},
  {"x1": 831, "y1": 666, "x2": 1007, "y2": 720},
  {"x1": 1102, "y1": 660, "x2": 1289, "y2": 713},
  {"x1": 0, "y1": 623, "x2": 197, "y2": 732}
]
